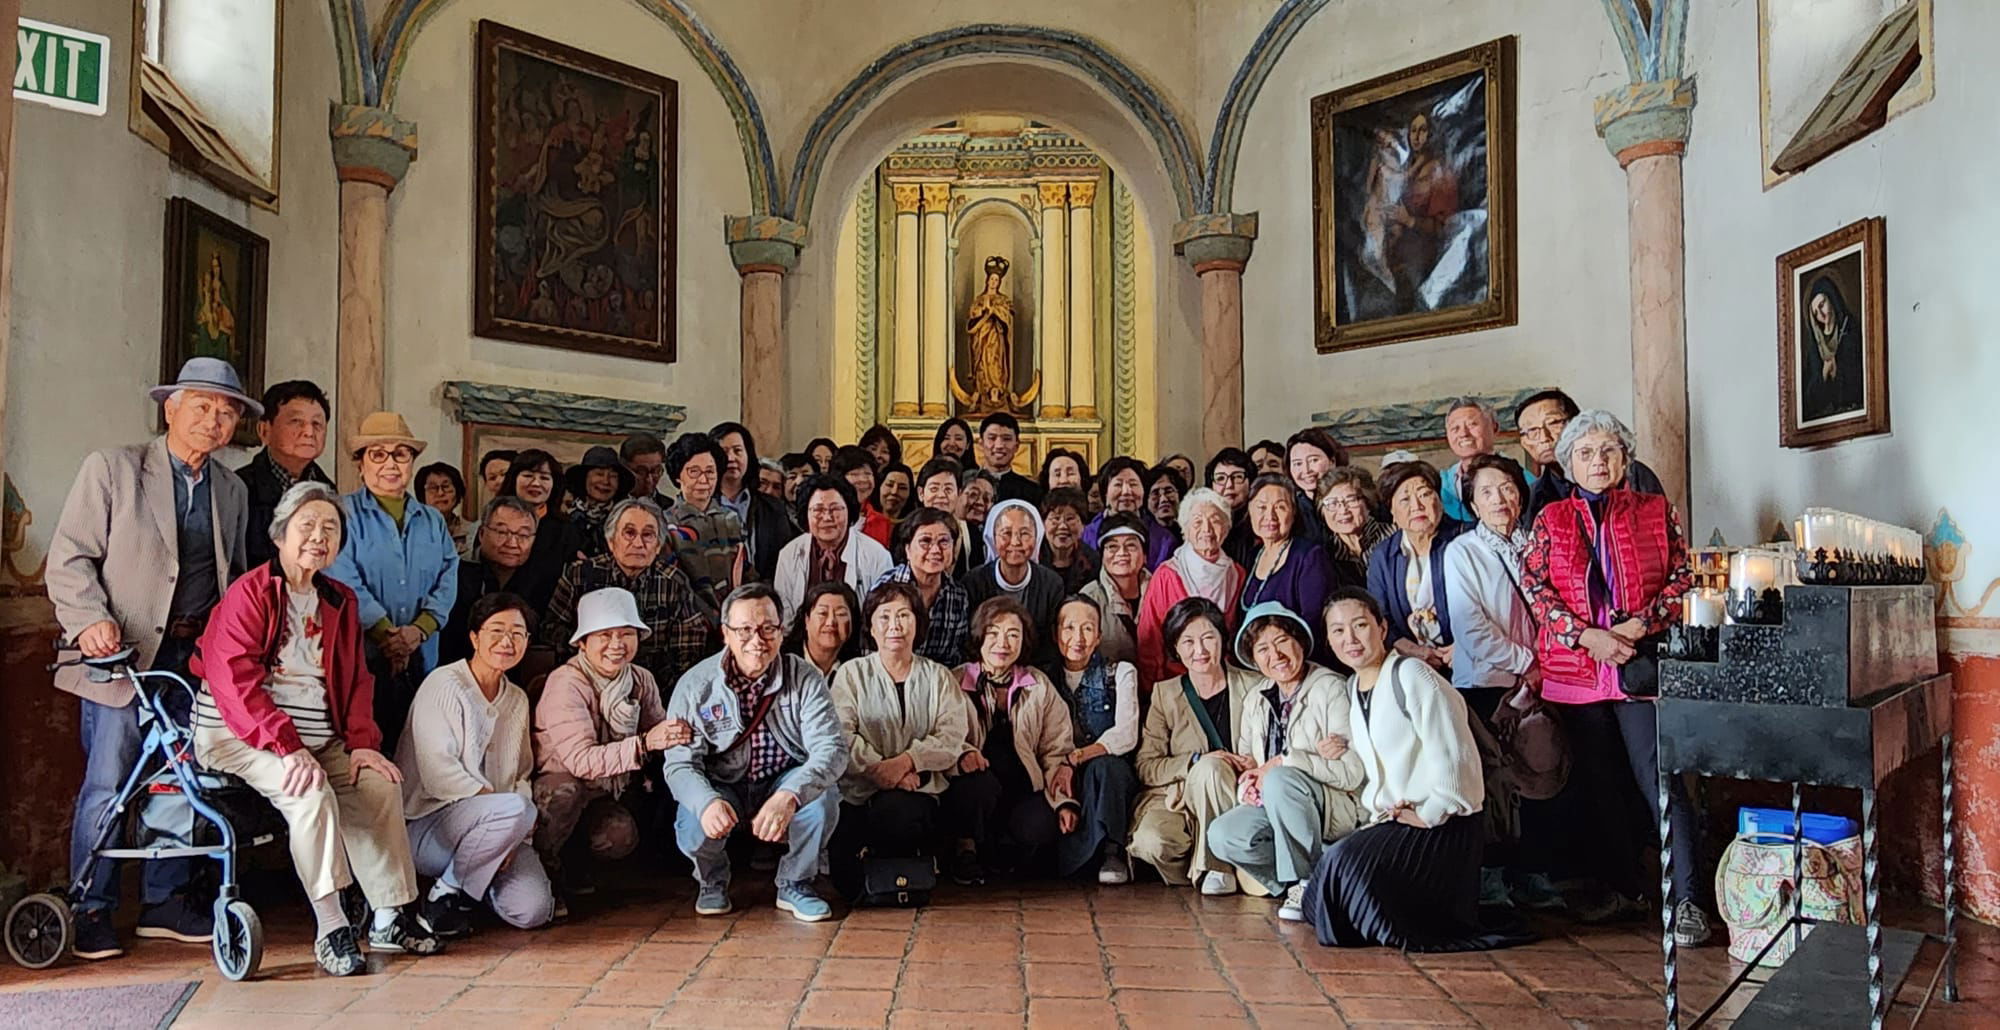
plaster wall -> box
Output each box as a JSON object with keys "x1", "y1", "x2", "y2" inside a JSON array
[{"x1": 1227, "y1": 0, "x2": 1632, "y2": 441}]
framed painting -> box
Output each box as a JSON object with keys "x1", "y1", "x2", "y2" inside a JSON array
[
  {"x1": 1311, "y1": 37, "x2": 1517, "y2": 353},
  {"x1": 474, "y1": 20, "x2": 678, "y2": 362},
  {"x1": 160, "y1": 197, "x2": 267, "y2": 445},
  {"x1": 1776, "y1": 217, "x2": 1888, "y2": 448}
]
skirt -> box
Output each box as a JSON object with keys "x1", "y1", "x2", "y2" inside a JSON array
[{"x1": 1302, "y1": 813, "x2": 1534, "y2": 952}]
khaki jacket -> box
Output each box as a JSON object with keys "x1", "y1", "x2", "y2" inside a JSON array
[
  {"x1": 47, "y1": 438, "x2": 248, "y2": 706},
  {"x1": 953, "y1": 664, "x2": 1076, "y2": 811},
  {"x1": 1135, "y1": 666, "x2": 1261, "y2": 810},
  {"x1": 830, "y1": 652, "x2": 968, "y2": 805},
  {"x1": 1236, "y1": 664, "x2": 1367, "y2": 839}
]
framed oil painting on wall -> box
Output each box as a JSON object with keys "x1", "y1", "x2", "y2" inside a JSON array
[
  {"x1": 161, "y1": 197, "x2": 267, "y2": 445},
  {"x1": 1311, "y1": 36, "x2": 1517, "y2": 353},
  {"x1": 474, "y1": 20, "x2": 679, "y2": 363},
  {"x1": 1776, "y1": 217, "x2": 1888, "y2": 448}
]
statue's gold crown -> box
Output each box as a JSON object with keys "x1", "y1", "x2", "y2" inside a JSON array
[{"x1": 984, "y1": 255, "x2": 1010, "y2": 278}]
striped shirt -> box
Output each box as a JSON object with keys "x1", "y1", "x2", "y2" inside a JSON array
[{"x1": 195, "y1": 586, "x2": 333, "y2": 746}]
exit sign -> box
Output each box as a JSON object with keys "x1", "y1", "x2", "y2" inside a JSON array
[{"x1": 16, "y1": 18, "x2": 109, "y2": 116}]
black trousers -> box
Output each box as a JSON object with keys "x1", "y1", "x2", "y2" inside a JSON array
[
  {"x1": 942, "y1": 770, "x2": 1059, "y2": 873},
  {"x1": 830, "y1": 789, "x2": 938, "y2": 900}
]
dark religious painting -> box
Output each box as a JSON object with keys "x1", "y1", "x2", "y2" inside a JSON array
[
  {"x1": 1312, "y1": 37, "x2": 1516, "y2": 353},
  {"x1": 161, "y1": 197, "x2": 266, "y2": 446},
  {"x1": 1777, "y1": 217, "x2": 1888, "y2": 448},
  {"x1": 475, "y1": 20, "x2": 678, "y2": 362}
]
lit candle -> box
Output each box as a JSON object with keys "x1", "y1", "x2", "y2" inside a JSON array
[
  {"x1": 1794, "y1": 519, "x2": 1806, "y2": 548},
  {"x1": 1732, "y1": 550, "x2": 1777, "y2": 593},
  {"x1": 1689, "y1": 589, "x2": 1725, "y2": 628}
]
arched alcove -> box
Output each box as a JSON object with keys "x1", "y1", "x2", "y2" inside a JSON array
[{"x1": 784, "y1": 57, "x2": 1203, "y2": 460}]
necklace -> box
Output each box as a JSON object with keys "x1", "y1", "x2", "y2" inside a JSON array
[{"x1": 1239, "y1": 539, "x2": 1293, "y2": 612}]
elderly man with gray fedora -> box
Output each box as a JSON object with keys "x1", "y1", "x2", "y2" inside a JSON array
[
  {"x1": 47, "y1": 357, "x2": 258, "y2": 959},
  {"x1": 327, "y1": 411, "x2": 460, "y2": 755}
]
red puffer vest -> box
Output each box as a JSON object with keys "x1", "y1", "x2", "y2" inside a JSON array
[{"x1": 1536, "y1": 489, "x2": 1673, "y2": 698}]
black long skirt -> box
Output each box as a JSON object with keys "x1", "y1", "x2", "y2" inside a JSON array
[{"x1": 1303, "y1": 813, "x2": 1535, "y2": 952}]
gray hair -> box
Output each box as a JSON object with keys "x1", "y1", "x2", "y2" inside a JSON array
[
  {"x1": 604, "y1": 497, "x2": 666, "y2": 541},
  {"x1": 1177, "y1": 486, "x2": 1232, "y2": 529},
  {"x1": 1554, "y1": 409, "x2": 1637, "y2": 475},
  {"x1": 480, "y1": 494, "x2": 539, "y2": 528},
  {"x1": 1446, "y1": 396, "x2": 1499, "y2": 427},
  {"x1": 268, "y1": 481, "x2": 345, "y2": 544},
  {"x1": 758, "y1": 457, "x2": 783, "y2": 474}
]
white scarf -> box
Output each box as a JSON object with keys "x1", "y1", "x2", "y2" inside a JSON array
[
  {"x1": 566, "y1": 653, "x2": 641, "y2": 739},
  {"x1": 1173, "y1": 542, "x2": 1241, "y2": 607}
]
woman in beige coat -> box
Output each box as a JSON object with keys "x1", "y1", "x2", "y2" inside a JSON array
[
  {"x1": 1208, "y1": 601, "x2": 1367, "y2": 922},
  {"x1": 828, "y1": 581, "x2": 970, "y2": 901},
  {"x1": 943, "y1": 596, "x2": 1078, "y2": 885},
  {"x1": 1129, "y1": 597, "x2": 1263, "y2": 894}
]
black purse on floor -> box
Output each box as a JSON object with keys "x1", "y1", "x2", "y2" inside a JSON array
[{"x1": 858, "y1": 855, "x2": 937, "y2": 908}]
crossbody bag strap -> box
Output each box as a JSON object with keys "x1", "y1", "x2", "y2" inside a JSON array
[{"x1": 1180, "y1": 675, "x2": 1227, "y2": 752}]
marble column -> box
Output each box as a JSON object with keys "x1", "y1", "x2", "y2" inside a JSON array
[
  {"x1": 725, "y1": 216, "x2": 807, "y2": 450},
  {"x1": 889, "y1": 184, "x2": 922, "y2": 416},
  {"x1": 0, "y1": 0, "x2": 19, "y2": 494},
  {"x1": 1597, "y1": 79, "x2": 1696, "y2": 516},
  {"x1": 1037, "y1": 182, "x2": 1070, "y2": 420},
  {"x1": 1173, "y1": 215, "x2": 1259, "y2": 460},
  {"x1": 1066, "y1": 181, "x2": 1097, "y2": 420},
  {"x1": 920, "y1": 183, "x2": 951, "y2": 417},
  {"x1": 329, "y1": 104, "x2": 418, "y2": 491}
]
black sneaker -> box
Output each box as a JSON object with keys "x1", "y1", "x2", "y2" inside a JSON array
[
  {"x1": 368, "y1": 909, "x2": 445, "y2": 955},
  {"x1": 950, "y1": 849, "x2": 988, "y2": 886},
  {"x1": 136, "y1": 894, "x2": 213, "y2": 943},
  {"x1": 421, "y1": 893, "x2": 474, "y2": 939},
  {"x1": 71, "y1": 909, "x2": 124, "y2": 961},
  {"x1": 314, "y1": 925, "x2": 367, "y2": 976}
]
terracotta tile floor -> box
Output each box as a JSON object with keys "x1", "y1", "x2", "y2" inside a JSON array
[{"x1": 3, "y1": 881, "x2": 1994, "y2": 1028}]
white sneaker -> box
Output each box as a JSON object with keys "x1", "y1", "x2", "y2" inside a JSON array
[
  {"x1": 1278, "y1": 883, "x2": 1307, "y2": 922},
  {"x1": 1199, "y1": 870, "x2": 1237, "y2": 896},
  {"x1": 1097, "y1": 852, "x2": 1132, "y2": 885}
]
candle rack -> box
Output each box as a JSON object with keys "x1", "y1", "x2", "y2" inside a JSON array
[
  {"x1": 1727, "y1": 586, "x2": 1783, "y2": 625},
  {"x1": 1795, "y1": 548, "x2": 1927, "y2": 587},
  {"x1": 1663, "y1": 622, "x2": 1717, "y2": 663}
]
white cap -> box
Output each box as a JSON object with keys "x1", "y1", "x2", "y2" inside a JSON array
[
  {"x1": 569, "y1": 587, "x2": 652, "y2": 645},
  {"x1": 1380, "y1": 449, "x2": 1421, "y2": 467}
]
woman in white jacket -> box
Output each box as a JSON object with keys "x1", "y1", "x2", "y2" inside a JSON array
[
  {"x1": 774, "y1": 475, "x2": 892, "y2": 627},
  {"x1": 1299, "y1": 588, "x2": 1532, "y2": 952}
]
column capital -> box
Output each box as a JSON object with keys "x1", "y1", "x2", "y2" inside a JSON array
[
  {"x1": 329, "y1": 103, "x2": 418, "y2": 190},
  {"x1": 890, "y1": 182, "x2": 923, "y2": 214},
  {"x1": 724, "y1": 214, "x2": 807, "y2": 275},
  {"x1": 1067, "y1": 181, "x2": 1097, "y2": 208},
  {"x1": 1594, "y1": 77, "x2": 1697, "y2": 166},
  {"x1": 1172, "y1": 213, "x2": 1259, "y2": 273},
  {"x1": 1038, "y1": 182, "x2": 1070, "y2": 210},
  {"x1": 920, "y1": 182, "x2": 951, "y2": 212}
]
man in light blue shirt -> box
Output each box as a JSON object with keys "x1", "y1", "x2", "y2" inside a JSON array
[{"x1": 1439, "y1": 397, "x2": 1535, "y2": 523}]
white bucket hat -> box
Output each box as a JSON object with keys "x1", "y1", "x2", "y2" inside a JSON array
[{"x1": 569, "y1": 587, "x2": 653, "y2": 645}]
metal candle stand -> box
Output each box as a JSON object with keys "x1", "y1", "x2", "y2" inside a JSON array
[
  {"x1": 1662, "y1": 623, "x2": 1717, "y2": 663},
  {"x1": 1726, "y1": 587, "x2": 1783, "y2": 626},
  {"x1": 1795, "y1": 549, "x2": 1928, "y2": 587}
]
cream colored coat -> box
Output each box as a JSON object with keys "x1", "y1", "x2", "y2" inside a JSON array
[
  {"x1": 1235, "y1": 664, "x2": 1367, "y2": 838},
  {"x1": 953, "y1": 664, "x2": 1077, "y2": 811},
  {"x1": 1135, "y1": 666, "x2": 1261, "y2": 811},
  {"x1": 831, "y1": 652, "x2": 969, "y2": 806}
]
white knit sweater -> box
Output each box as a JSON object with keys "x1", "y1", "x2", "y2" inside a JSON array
[{"x1": 1347, "y1": 654, "x2": 1484, "y2": 828}]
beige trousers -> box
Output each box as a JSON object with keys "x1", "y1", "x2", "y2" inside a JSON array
[
  {"x1": 1128, "y1": 753, "x2": 1241, "y2": 886},
  {"x1": 195, "y1": 727, "x2": 418, "y2": 907}
]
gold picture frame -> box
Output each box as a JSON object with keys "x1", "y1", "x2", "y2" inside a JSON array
[{"x1": 1775, "y1": 217, "x2": 1889, "y2": 449}]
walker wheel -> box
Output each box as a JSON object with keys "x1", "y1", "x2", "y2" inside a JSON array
[
  {"x1": 5, "y1": 893, "x2": 72, "y2": 970},
  {"x1": 211, "y1": 899, "x2": 262, "y2": 981}
]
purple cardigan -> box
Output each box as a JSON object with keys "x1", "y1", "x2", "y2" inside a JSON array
[
  {"x1": 1238, "y1": 541, "x2": 1336, "y2": 664},
  {"x1": 1081, "y1": 511, "x2": 1176, "y2": 571}
]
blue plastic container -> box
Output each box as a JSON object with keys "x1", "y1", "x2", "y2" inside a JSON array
[{"x1": 1738, "y1": 807, "x2": 1858, "y2": 844}]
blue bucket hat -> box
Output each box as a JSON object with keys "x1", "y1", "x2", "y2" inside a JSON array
[
  {"x1": 1234, "y1": 600, "x2": 1313, "y2": 669},
  {"x1": 148, "y1": 357, "x2": 263, "y2": 418}
]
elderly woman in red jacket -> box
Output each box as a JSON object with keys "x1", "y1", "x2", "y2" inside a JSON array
[
  {"x1": 1520, "y1": 410, "x2": 1704, "y2": 947},
  {"x1": 191, "y1": 482, "x2": 442, "y2": 976}
]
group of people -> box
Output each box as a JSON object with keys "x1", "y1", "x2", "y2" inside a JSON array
[{"x1": 49, "y1": 355, "x2": 1704, "y2": 981}]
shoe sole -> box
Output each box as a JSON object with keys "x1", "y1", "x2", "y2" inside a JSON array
[
  {"x1": 1278, "y1": 909, "x2": 1305, "y2": 923},
  {"x1": 694, "y1": 901, "x2": 733, "y2": 916},
  {"x1": 134, "y1": 927, "x2": 212, "y2": 943},
  {"x1": 72, "y1": 946, "x2": 125, "y2": 961},
  {"x1": 368, "y1": 938, "x2": 443, "y2": 955},
  {"x1": 775, "y1": 897, "x2": 831, "y2": 923}
]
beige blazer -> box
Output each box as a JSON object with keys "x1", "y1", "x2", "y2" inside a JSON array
[
  {"x1": 1135, "y1": 666, "x2": 1261, "y2": 810},
  {"x1": 1236, "y1": 664, "x2": 1367, "y2": 839},
  {"x1": 830, "y1": 653, "x2": 969, "y2": 805},
  {"x1": 953, "y1": 666, "x2": 1077, "y2": 811},
  {"x1": 47, "y1": 438, "x2": 248, "y2": 706}
]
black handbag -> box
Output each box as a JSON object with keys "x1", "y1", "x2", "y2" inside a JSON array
[{"x1": 858, "y1": 855, "x2": 937, "y2": 908}]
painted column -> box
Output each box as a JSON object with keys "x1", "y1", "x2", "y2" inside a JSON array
[
  {"x1": 1596, "y1": 79, "x2": 1696, "y2": 517},
  {"x1": 0, "y1": 0, "x2": 18, "y2": 495},
  {"x1": 329, "y1": 104, "x2": 418, "y2": 492},
  {"x1": 1037, "y1": 182, "x2": 1070, "y2": 419},
  {"x1": 725, "y1": 216, "x2": 807, "y2": 450},
  {"x1": 920, "y1": 183, "x2": 952, "y2": 417},
  {"x1": 889, "y1": 184, "x2": 922, "y2": 416},
  {"x1": 1066, "y1": 181, "x2": 1098, "y2": 420},
  {"x1": 1173, "y1": 215, "x2": 1259, "y2": 460}
]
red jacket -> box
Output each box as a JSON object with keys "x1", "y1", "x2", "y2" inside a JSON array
[
  {"x1": 1522, "y1": 488, "x2": 1689, "y2": 704},
  {"x1": 190, "y1": 561, "x2": 381, "y2": 755}
]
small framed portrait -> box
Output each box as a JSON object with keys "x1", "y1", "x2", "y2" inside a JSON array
[
  {"x1": 160, "y1": 197, "x2": 267, "y2": 445},
  {"x1": 1776, "y1": 217, "x2": 1888, "y2": 448},
  {"x1": 1311, "y1": 36, "x2": 1518, "y2": 353}
]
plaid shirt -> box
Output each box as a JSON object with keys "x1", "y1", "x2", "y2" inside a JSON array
[
  {"x1": 724, "y1": 654, "x2": 792, "y2": 782},
  {"x1": 876, "y1": 564, "x2": 971, "y2": 665},
  {"x1": 542, "y1": 554, "x2": 716, "y2": 692}
]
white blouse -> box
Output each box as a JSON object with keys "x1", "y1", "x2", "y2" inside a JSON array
[{"x1": 1442, "y1": 525, "x2": 1538, "y2": 690}]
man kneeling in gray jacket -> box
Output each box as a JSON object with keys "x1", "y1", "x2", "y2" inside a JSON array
[{"x1": 663, "y1": 582, "x2": 848, "y2": 921}]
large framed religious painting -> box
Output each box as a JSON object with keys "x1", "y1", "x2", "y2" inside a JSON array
[
  {"x1": 474, "y1": 20, "x2": 679, "y2": 362},
  {"x1": 1311, "y1": 37, "x2": 1517, "y2": 354},
  {"x1": 1776, "y1": 217, "x2": 1888, "y2": 449},
  {"x1": 160, "y1": 197, "x2": 267, "y2": 446}
]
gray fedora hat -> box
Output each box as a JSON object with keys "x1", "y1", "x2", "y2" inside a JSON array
[{"x1": 148, "y1": 357, "x2": 263, "y2": 419}]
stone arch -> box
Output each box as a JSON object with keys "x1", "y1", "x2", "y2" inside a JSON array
[
  {"x1": 951, "y1": 196, "x2": 1042, "y2": 240},
  {"x1": 784, "y1": 24, "x2": 1205, "y2": 225},
  {"x1": 1204, "y1": 0, "x2": 1331, "y2": 213}
]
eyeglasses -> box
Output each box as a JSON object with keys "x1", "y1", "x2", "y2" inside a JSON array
[
  {"x1": 1573, "y1": 444, "x2": 1626, "y2": 464},
  {"x1": 1520, "y1": 419, "x2": 1570, "y2": 444},
  {"x1": 364, "y1": 447, "x2": 418, "y2": 465},
  {"x1": 913, "y1": 537, "x2": 953, "y2": 552},
  {"x1": 807, "y1": 504, "x2": 847, "y2": 518},
  {"x1": 723, "y1": 623, "x2": 783, "y2": 642},
  {"x1": 680, "y1": 466, "x2": 717, "y2": 480},
  {"x1": 1211, "y1": 471, "x2": 1248, "y2": 486},
  {"x1": 1322, "y1": 495, "x2": 1369, "y2": 511},
  {"x1": 484, "y1": 526, "x2": 535, "y2": 544}
]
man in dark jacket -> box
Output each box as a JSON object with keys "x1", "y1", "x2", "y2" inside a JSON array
[
  {"x1": 976, "y1": 412, "x2": 1044, "y2": 506},
  {"x1": 710, "y1": 420, "x2": 797, "y2": 582},
  {"x1": 1514, "y1": 389, "x2": 1665, "y2": 528},
  {"x1": 236, "y1": 381, "x2": 333, "y2": 566}
]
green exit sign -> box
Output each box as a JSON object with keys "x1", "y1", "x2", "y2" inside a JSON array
[{"x1": 16, "y1": 18, "x2": 109, "y2": 116}]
